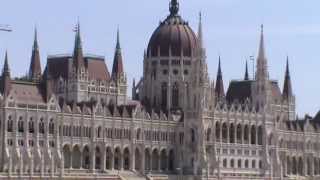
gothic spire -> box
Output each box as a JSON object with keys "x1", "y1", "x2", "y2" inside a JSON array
[
  {"x1": 198, "y1": 12, "x2": 203, "y2": 49},
  {"x1": 1, "y1": 51, "x2": 11, "y2": 97},
  {"x1": 215, "y1": 56, "x2": 225, "y2": 100},
  {"x1": 73, "y1": 22, "x2": 84, "y2": 70},
  {"x1": 244, "y1": 60, "x2": 249, "y2": 80},
  {"x1": 3, "y1": 51, "x2": 9, "y2": 75},
  {"x1": 111, "y1": 28, "x2": 124, "y2": 80},
  {"x1": 255, "y1": 24, "x2": 268, "y2": 81},
  {"x1": 29, "y1": 27, "x2": 42, "y2": 81},
  {"x1": 169, "y1": 0, "x2": 179, "y2": 16},
  {"x1": 282, "y1": 56, "x2": 293, "y2": 100}
]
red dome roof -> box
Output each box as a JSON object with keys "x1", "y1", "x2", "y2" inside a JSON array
[{"x1": 147, "y1": 8, "x2": 199, "y2": 57}]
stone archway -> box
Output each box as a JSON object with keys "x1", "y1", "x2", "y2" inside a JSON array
[
  {"x1": 135, "y1": 148, "x2": 141, "y2": 171},
  {"x1": 63, "y1": 145, "x2": 71, "y2": 169},
  {"x1": 82, "y1": 146, "x2": 90, "y2": 169},
  {"x1": 152, "y1": 149, "x2": 159, "y2": 171},
  {"x1": 145, "y1": 149, "x2": 151, "y2": 171},
  {"x1": 160, "y1": 149, "x2": 167, "y2": 171},
  {"x1": 123, "y1": 147, "x2": 130, "y2": 170},
  {"x1": 72, "y1": 145, "x2": 81, "y2": 169},
  {"x1": 114, "y1": 147, "x2": 121, "y2": 170},
  {"x1": 168, "y1": 149, "x2": 174, "y2": 171},
  {"x1": 106, "y1": 147, "x2": 113, "y2": 170}
]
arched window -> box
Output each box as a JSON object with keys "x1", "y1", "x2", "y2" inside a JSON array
[
  {"x1": 215, "y1": 122, "x2": 220, "y2": 141},
  {"x1": 236, "y1": 124, "x2": 242, "y2": 143},
  {"x1": 230, "y1": 159, "x2": 234, "y2": 168},
  {"x1": 222, "y1": 123, "x2": 228, "y2": 143},
  {"x1": 49, "y1": 119, "x2": 54, "y2": 134},
  {"x1": 97, "y1": 127, "x2": 102, "y2": 138},
  {"x1": 7, "y1": 116, "x2": 13, "y2": 132},
  {"x1": 245, "y1": 159, "x2": 249, "y2": 168},
  {"x1": 39, "y1": 118, "x2": 45, "y2": 134},
  {"x1": 191, "y1": 128, "x2": 195, "y2": 143},
  {"x1": 29, "y1": 118, "x2": 34, "y2": 133},
  {"x1": 161, "y1": 82, "x2": 167, "y2": 110},
  {"x1": 229, "y1": 124, "x2": 235, "y2": 143},
  {"x1": 18, "y1": 117, "x2": 24, "y2": 133},
  {"x1": 206, "y1": 128, "x2": 211, "y2": 141},
  {"x1": 252, "y1": 160, "x2": 256, "y2": 169},
  {"x1": 223, "y1": 159, "x2": 227, "y2": 168},
  {"x1": 244, "y1": 125, "x2": 249, "y2": 144},
  {"x1": 238, "y1": 159, "x2": 242, "y2": 168},
  {"x1": 136, "y1": 128, "x2": 141, "y2": 140},
  {"x1": 251, "y1": 125, "x2": 256, "y2": 144},
  {"x1": 258, "y1": 126, "x2": 263, "y2": 145},
  {"x1": 172, "y1": 82, "x2": 179, "y2": 108}
]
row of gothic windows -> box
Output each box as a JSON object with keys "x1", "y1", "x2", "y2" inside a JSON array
[
  {"x1": 222, "y1": 158, "x2": 262, "y2": 169},
  {"x1": 214, "y1": 122, "x2": 263, "y2": 145},
  {"x1": 7, "y1": 116, "x2": 54, "y2": 135},
  {"x1": 161, "y1": 82, "x2": 179, "y2": 109}
]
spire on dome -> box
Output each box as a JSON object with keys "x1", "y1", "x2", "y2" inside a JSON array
[
  {"x1": 169, "y1": 0, "x2": 179, "y2": 16},
  {"x1": 215, "y1": 56, "x2": 225, "y2": 100},
  {"x1": 244, "y1": 60, "x2": 249, "y2": 80},
  {"x1": 283, "y1": 56, "x2": 293, "y2": 100},
  {"x1": 73, "y1": 22, "x2": 84, "y2": 70},
  {"x1": 111, "y1": 28, "x2": 124, "y2": 80},
  {"x1": 29, "y1": 27, "x2": 42, "y2": 82}
]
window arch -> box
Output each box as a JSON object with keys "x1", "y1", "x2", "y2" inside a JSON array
[
  {"x1": 29, "y1": 118, "x2": 34, "y2": 133},
  {"x1": 229, "y1": 124, "x2": 235, "y2": 143},
  {"x1": 222, "y1": 123, "x2": 228, "y2": 143},
  {"x1": 236, "y1": 124, "x2": 242, "y2": 143},
  {"x1": 206, "y1": 128, "x2": 211, "y2": 141},
  {"x1": 258, "y1": 126, "x2": 263, "y2": 145},
  {"x1": 39, "y1": 118, "x2": 45, "y2": 134},
  {"x1": 7, "y1": 116, "x2": 13, "y2": 132},
  {"x1": 191, "y1": 128, "x2": 195, "y2": 143},
  {"x1": 161, "y1": 82, "x2": 167, "y2": 110},
  {"x1": 49, "y1": 119, "x2": 54, "y2": 134},
  {"x1": 215, "y1": 122, "x2": 220, "y2": 141},
  {"x1": 18, "y1": 116, "x2": 24, "y2": 133},
  {"x1": 172, "y1": 82, "x2": 179, "y2": 108},
  {"x1": 238, "y1": 159, "x2": 242, "y2": 168}
]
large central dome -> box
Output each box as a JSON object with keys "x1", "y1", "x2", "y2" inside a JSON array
[{"x1": 147, "y1": 0, "x2": 199, "y2": 57}]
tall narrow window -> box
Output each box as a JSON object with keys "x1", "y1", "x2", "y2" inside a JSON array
[
  {"x1": 49, "y1": 119, "x2": 54, "y2": 134},
  {"x1": 172, "y1": 82, "x2": 179, "y2": 108},
  {"x1": 161, "y1": 82, "x2": 167, "y2": 110},
  {"x1": 18, "y1": 117, "x2": 24, "y2": 133},
  {"x1": 29, "y1": 118, "x2": 34, "y2": 133},
  {"x1": 7, "y1": 116, "x2": 13, "y2": 132},
  {"x1": 39, "y1": 118, "x2": 45, "y2": 134}
]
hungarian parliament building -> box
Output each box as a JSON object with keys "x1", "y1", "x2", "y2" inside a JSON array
[{"x1": 0, "y1": 0, "x2": 318, "y2": 180}]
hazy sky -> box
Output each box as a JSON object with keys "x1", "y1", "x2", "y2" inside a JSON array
[{"x1": 0, "y1": 0, "x2": 319, "y2": 116}]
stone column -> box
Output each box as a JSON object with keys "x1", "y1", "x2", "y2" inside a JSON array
[
  {"x1": 131, "y1": 150, "x2": 135, "y2": 171},
  {"x1": 142, "y1": 150, "x2": 145, "y2": 174},
  {"x1": 241, "y1": 125, "x2": 244, "y2": 144},
  {"x1": 91, "y1": 149, "x2": 96, "y2": 172}
]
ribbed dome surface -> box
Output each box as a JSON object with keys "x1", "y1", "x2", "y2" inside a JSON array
[{"x1": 147, "y1": 15, "x2": 199, "y2": 57}]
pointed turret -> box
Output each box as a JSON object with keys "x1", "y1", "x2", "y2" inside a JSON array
[
  {"x1": 1, "y1": 51, "x2": 11, "y2": 97},
  {"x1": 29, "y1": 28, "x2": 42, "y2": 82},
  {"x1": 282, "y1": 56, "x2": 293, "y2": 100},
  {"x1": 111, "y1": 28, "x2": 124, "y2": 80},
  {"x1": 244, "y1": 60, "x2": 249, "y2": 80},
  {"x1": 255, "y1": 24, "x2": 268, "y2": 81},
  {"x1": 215, "y1": 56, "x2": 225, "y2": 100},
  {"x1": 198, "y1": 12, "x2": 203, "y2": 49},
  {"x1": 73, "y1": 23, "x2": 85, "y2": 70}
]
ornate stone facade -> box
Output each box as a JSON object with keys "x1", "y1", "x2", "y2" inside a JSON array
[{"x1": 0, "y1": 0, "x2": 317, "y2": 180}]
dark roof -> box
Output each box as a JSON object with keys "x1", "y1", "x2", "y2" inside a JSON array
[
  {"x1": 226, "y1": 80, "x2": 253, "y2": 104},
  {"x1": 46, "y1": 55, "x2": 110, "y2": 81},
  {"x1": 226, "y1": 80, "x2": 282, "y2": 104}
]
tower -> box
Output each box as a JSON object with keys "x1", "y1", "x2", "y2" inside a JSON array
[
  {"x1": 215, "y1": 56, "x2": 225, "y2": 102},
  {"x1": 68, "y1": 22, "x2": 89, "y2": 102},
  {"x1": 252, "y1": 25, "x2": 272, "y2": 110},
  {"x1": 282, "y1": 56, "x2": 295, "y2": 120},
  {"x1": 111, "y1": 28, "x2": 127, "y2": 105},
  {"x1": 1, "y1": 51, "x2": 11, "y2": 98},
  {"x1": 28, "y1": 28, "x2": 42, "y2": 82}
]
